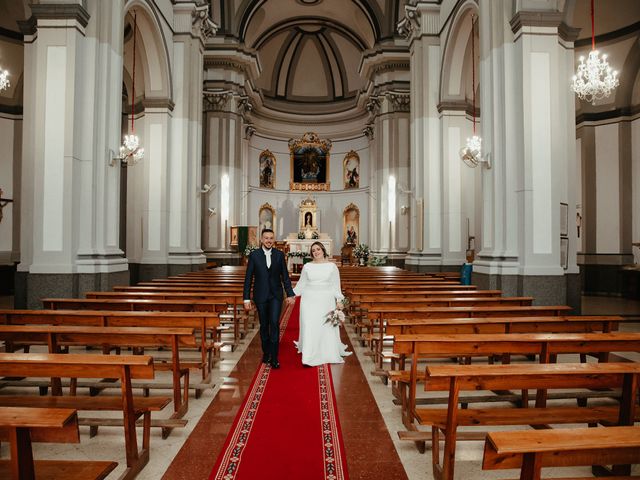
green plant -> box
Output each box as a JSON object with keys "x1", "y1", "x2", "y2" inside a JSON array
[
  {"x1": 311, "y1": 231, "x2": 319, "y2": 239},
  {"x1": 243, "y1": 244, "x2": 259, "y2": 257},
  {"x1": 368, "y1": 255, "x2": 387, "y2": 266},
  {"x1": 353, "y1": 243, "x2": 370, "y2": 259},
  {"x1": 297, "y1": 231, "x2": 305, "y2": 239}
]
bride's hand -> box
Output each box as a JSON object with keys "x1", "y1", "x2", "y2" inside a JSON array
[{"x1": 336, "y1": 301, "x2": 344, "y2": 310}]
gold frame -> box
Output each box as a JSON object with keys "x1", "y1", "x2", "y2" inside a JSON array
[
  {"x1": 343, "y1": 150, "x2": 360, "y2": 189},
  {"x1": 289, "y1": 132, "x2": 332, "y2": 191},
  {"x1": 342, "y1": 203, "x2": 360, "y2": 245},
  {"x1": 259, "y1": 203, "x2": 276, "y2": 236},
  {"x1": 259, "y1": 149, "x2": 276, "y2": 189}
]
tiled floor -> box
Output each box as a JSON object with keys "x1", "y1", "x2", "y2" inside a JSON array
[{"x1": 0, "y1": 294, "x2": 639, "y2": 479}]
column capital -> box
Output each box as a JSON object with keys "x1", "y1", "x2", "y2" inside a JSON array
[
  {"x1": 173, "y1": 2, "x2": 218, "y2": 43},
  {"x1": 397, "y1": 1, "x2": 440, "y2": 43}
]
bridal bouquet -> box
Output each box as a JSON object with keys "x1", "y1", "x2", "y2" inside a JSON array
[{"x1": 325, "y1": 308, "x2": 346, "y2": 327}]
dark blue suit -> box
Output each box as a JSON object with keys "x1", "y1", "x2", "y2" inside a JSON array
[{"x1": 243, "y1": 248, "x2": 295, "y2": 362}]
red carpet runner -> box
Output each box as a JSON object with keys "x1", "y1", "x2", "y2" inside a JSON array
[{"x1": 210, "y1": 299, "x2": 349, "y2": 480}]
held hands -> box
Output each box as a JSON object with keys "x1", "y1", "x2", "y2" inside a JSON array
[
  {"x1": 336, "y1": 300, "x2": 344, "y2": 310},
  {"x1": 285, "y1": 296, "x2": 296, "y2": 306}
]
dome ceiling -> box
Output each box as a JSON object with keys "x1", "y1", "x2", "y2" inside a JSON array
[{"x1": 217, "y1": 0, "x2": 404, "y2": 114}]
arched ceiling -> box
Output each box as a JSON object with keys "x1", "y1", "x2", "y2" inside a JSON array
[{"x1": 215, "y1": 0, "x2": 405, "y2": 115}]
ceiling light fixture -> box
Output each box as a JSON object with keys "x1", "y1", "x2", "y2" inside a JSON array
[
  {"x1": 118, "y1": 11, "x2": 144, "y2": 167},
  {"x1": 571, "y1": 0, "x2": 619, "y2": 104}
]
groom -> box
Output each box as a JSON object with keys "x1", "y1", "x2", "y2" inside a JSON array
[{"x1": 243, "y1": 229, "x2": 296, "y2": 369}]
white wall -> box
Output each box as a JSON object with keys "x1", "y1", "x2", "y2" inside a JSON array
[
  {"x1": 0, "y1": 116, "x2": 20, "y2": 265},
  {"x1": 244, "y1": 133, "x2": 370, "y2": 246},
  {"x1": 632, "y1": 118, "x2": 640, "y2": 262},
  {"x1": 594, "y1": 123, "x2": 620, "y2": 253}
]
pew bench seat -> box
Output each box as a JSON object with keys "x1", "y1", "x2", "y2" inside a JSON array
[{"x1": 482, "y1": 426, "x2": 640, "y2": 480}]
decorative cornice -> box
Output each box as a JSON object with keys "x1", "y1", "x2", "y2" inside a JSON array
[
  {"x1": 17, "y1": 17, "x2": 37, "y2": 36},
  {"x1": 387, "y1": 92, "x2": 410, "y2": 112},
  {"x1": 29, "y1": 3, "x2": 91, "y2": 28},
  {"x1": 203, "y1": 91, "x2": 232, "y2": 112},
  {"x1": 362, "y1": 125, "x2": 374, "y2": 140},
  {"x1": 142, "y1": 98, "x2": 175, "y2": 111},
  {"x1": 373, "y1": 61, "x2": 411, "y2": 75},
  {"x1": 191, "y1": 4, "x2": 218, "y2": 40},
  {"x1": 203, "y1": 59, "x2": 246, "y2": 73},
  {"x1": 365, "y1": 96, "x2": 382, "y2": 117},
  {"x1": 558, "y1": 22, "x2": 581, "y2": 43},
  {"x1": 509, "y1": 11, "x2": 564, "y2": 35},
  {"x1": 437, "y1": 101, "x2": 481, "y2": 117}
]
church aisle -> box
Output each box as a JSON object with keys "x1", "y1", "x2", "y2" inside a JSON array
[{"x1": 163, "y1": 300, "x2": 407, "y2": 480}]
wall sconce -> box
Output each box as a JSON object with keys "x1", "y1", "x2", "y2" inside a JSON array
[
  {"x1": 400, "y1": 205, "x2": 409, "y2": 215},
  {"x1": 200, "y1": 183, "x2": 216, "y2": 194},
  {"x1": 208, "y1": 207, "x2": 216, "y2": 217}
]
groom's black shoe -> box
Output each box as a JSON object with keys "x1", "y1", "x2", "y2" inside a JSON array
[
  {"x1": 262, "y1": 354, "x2": 271, "y2": 364},
  {"x1": 270, "y1": 360, "x2": 280, "y2": 369}
]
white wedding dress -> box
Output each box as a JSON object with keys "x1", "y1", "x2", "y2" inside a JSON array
[{"x1": 293, "y1": 262, "x2": 351, "y2": 366}]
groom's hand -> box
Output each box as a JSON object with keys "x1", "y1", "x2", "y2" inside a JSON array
[
  {"x1": 285, "y1": 296, "x2": 295, "y2": 306},
  {"x1": 243, "y1": 300, "x2": 252, "y2": 311}
]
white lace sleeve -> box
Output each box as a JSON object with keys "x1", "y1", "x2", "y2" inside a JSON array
[
  {"x1": 331, "y1": 264, "x2": 345, "y2": 302},
  {"x1": 293, "y1": 265, "x2": 308, "y2": 296}
]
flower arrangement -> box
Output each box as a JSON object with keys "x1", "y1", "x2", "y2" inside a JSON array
[
  {"x1": 243, "y1": 244, "x2": 259, "y2": 257},
  {"x1": 325, "y1": 308, "x2": 346, "y2": 327},
  {"x1": 311, "y1": 231, "x2": 319, "y2": 239},
  {"x1": 353, "y1": 243, "x2": 370, "y2": 259},
  {"x1": 297, "y1": 231, "x2": 305, "y2": 239},
  {"x1": 288, "y1": 251, "x2": 308, "y2": 258}
]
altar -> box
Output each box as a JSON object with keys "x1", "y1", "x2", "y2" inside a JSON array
[{"x1": 284, "y1": 196, "x2": 333, "y2": 271}]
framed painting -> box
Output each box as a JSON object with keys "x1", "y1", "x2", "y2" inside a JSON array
[
  {"x1": 259, "y1": 150, "x2": 276, "y2": 189},
  {"x1": 343, "y1": 150, "x2": 360, "y2": 189},
  {"x1": 259, "y1": 203, "x2": 276, "y2": 236},
  {"x1": 248, "y1": 226, "x2": 258, "y2": 247},
  {"x1": 342, "y1": 203, "x2": 360, "y2": 245},
  {"x1": 289, "y1": 132, "x2": 332, "y2": 191},
  {"x1": 230, "y1": 226, "x2": 239, "y2": 246}
]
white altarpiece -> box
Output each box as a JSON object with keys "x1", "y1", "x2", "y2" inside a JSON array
[{"x1": 285, "y1": 196, "x2": 333, "y2": 270}]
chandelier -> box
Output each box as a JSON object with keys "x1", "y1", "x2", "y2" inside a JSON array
[
  {"x1": 460, "y1": 15, "x2": 489, "y2": 169},
  {"x1": 119, "y1": 11, "x2": 144, "y2": 166},
  {"x1": 0, "y1": 68, "x2": 9, "y2": 92},
  {"x1": 571, "y1": 0, "x2": 619, "y2": 104}
]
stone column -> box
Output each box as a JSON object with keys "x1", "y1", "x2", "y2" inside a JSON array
[
  {"x1": 166, "y1": 1, "x2": 216, "y2": 274},
  {"x1": 399, "y1": 2, "x2": 444, "y2": 272},
  {"x1": 474, "y1": 0, "x2": 580, "y2": 308},
  {"x1": 16, "y1": 0, "x2": 129, "y2": 308},
  {"x1": 201, "y1": 50, "x2": 260, "y2": 263}
]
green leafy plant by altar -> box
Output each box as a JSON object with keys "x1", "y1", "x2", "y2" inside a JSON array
[
  {"x1": 297, "y1": 231, "x2": 305, "y2": 239},
  {"x1": 367, "y1": 255, "x2": 387, "y2": 266},
  {"x1": 311, "y1": 231, "x2": 319, "y2": 239}
]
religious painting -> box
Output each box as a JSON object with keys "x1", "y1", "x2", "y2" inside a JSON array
[
  {"x1": 247, "y1": 226, "x2": 258, "y2": 246},
  {"x1": 230, "y1": 226, "x2": 239, "y2": 246},
  {"x1": 259, "y1": 203, "x2": 276, "y2": 236},
  {"x1": 289, "y1": 132, "x2": 332, "y2": 191},
  {"x1": 259, "y1": 150, "x2": 276, "y2": 189},
  {"x1": 343, "y1": 151, "x2": 360, "y2": 189},
  {"x1": 342, "y1": 203, "x2": 360, "y2": 246}
]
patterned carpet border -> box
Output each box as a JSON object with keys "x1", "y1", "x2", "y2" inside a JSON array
[{"x1": 319, "y1": 364, "x2": 347, "y2": 480}]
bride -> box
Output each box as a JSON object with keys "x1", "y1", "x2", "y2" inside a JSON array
[{"x1": 293, "y1": 241, "x2": 351, "y2": 366}]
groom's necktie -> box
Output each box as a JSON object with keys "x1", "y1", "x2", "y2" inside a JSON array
[{"x1": 264, "y1": 248, "x2": 272, "y2": 268}]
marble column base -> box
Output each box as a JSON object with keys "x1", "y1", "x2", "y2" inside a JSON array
[
  {"x1": 14, "y1": 270, "x2": 131, "y2": 310},
  {"x1": 472, "y1": 272, "x2": 581, "y2": 313}
]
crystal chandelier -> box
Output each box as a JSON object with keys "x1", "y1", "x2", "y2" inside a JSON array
[
  {"x1": 119, "y1": 11, "x2": 144, "y2": 166},
  {"x1": 572, "y1": 0, "x2": 619, "y2": 104},
  {"x1": 0, "y1": 68, "x2": 9, "y2": 92},
  {"x1": 460, "y1": 15, "x2": 489, "y2": 169}
]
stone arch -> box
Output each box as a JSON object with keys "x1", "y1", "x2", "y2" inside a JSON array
[
  {"x1": 439, "y1": 0, "x2": 479, "y2": 107},
  {"x1": 123, "y1": 0, "x2": 173, "y2": 104}
]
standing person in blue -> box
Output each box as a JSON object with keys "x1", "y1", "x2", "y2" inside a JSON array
[{"x1": 243, "y1": 229, "x2": 296, "y2": 369}]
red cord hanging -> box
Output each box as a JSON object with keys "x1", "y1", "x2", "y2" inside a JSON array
[
  {"x1": 471, "y1": 15, "x2": 476, "y2": 135},
  {"x1": 131, "y1": 12, "x2": 137, "y2": 133},
  {"x1": 590, "y1": 0, "x2": 595, "y2": 50}
]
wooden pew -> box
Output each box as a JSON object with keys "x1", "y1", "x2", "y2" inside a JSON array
[
  {"x1": 482, "y1": 426, "x2": 640, "y2": 480},
  {"x1": 0, "y1": 309, "x2": 221, "y2": 386},
  {"x1": 0, "y1": 325, "x2": 196, "y2": 424},
  {"x1": 395, "y1": 332, "x2": 640, "y2": 433},
  {"x1": 419, "y1": 363, "x2": 640, "y2": 480},
  {"x1": 0, "y1": 353, "x2": 171, "y2": 480},
  {"x1": 363, "y1": 304, "x2": 572, "y2": 368},
  {"x1": 0, "y1": 407, "x2": 117, "y2": 480}
]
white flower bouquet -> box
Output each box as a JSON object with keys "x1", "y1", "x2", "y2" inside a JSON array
[
  {"x1": 243, "y1": 244, "x2": 259, "y2": 257},
  {"x1": 325, "y1": 308, "x2": 346, "y2": 327}
]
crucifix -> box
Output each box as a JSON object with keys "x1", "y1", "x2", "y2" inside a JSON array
[{"x1": 0, "y1": 188, "x2": 14, "y2": 223}]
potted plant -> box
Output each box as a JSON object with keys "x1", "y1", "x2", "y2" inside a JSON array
[{"x1": 353, "y1": 243, "x2": 370, "y2": 266}]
